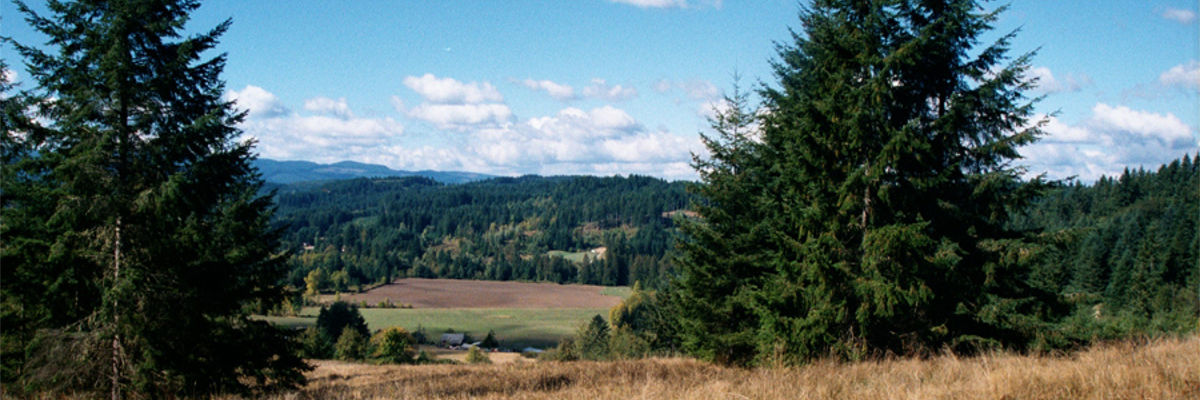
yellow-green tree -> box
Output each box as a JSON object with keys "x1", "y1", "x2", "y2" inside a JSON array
[{"x1": 371, "y1": 327, "x2": 416, "y2": 364}]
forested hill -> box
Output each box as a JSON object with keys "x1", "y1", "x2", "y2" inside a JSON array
[
  {"x1": 271, "y1": 175, "x2": 693, "y2": 291},
  {"x1": 254, "y1": 158, "x2": 494, "y2": 184},
  {"x1": 1015, "y1": 154, "x2": 1198, "y2": 336}
]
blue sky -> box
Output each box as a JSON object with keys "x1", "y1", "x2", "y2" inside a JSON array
[{"x1": 3, "y1": 0, "x2": 1197, "y2": 181}]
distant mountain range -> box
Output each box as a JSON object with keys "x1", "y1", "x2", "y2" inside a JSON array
[{"x1": 252, "y1": 159, "x2": 494, "y2": 184}]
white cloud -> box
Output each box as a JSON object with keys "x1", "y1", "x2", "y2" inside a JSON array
[
  {"x1": 226, "y1": 85, "x2": 288, "y2": 118},
  {"x1": 1028, "y1": 66, "x2": 1091, "y2": 94},
  {"x1": 401, "y1": 74, "x2": 512, "y2": 129},
  {"x1": 609, "y1": 0, "x2": 688, "y2": 8},
  {"x1": 1020, "y1": 103, "x2": 1198, "y2": 181},
  {"x1": 303, "y1": 96, "x2": 353, "y2": 119},
  {"x1": 1158, "y1": 61, "x2": 1200, "y2": 91},
  {"x1": 407, "y1": 103, "x2": 512, "y2": 129},
  {"x1": 1162, "y1": 7, "x2": 1197, "y2": 23},
  {"x1": 233, "y1": 86, "x2": 701, "y2": 181},
  {"x1": 2, "y1": 69, "x2": 17, "y2": 84},
  {"x1": 403, "y1": 73, "x2": 503, "y2": 104},
  {"x1": 464, "y1": 105, "x2": 702, "y2": 180},
  {"x1": 583, "y1": 79, "x2": 638, "y2": 101},
  {"x1": 654, "y1": 79, "x2": 720, "y2": 100},
  {"x1": 517, "y1": 78, "x2": 576, "y2": 101},
  {"x1": 228, "y1": 86, "x2": 405, "y2": 163}
]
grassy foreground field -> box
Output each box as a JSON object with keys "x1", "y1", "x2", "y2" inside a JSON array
[
  {"x1": 263, "y1": 307, "x2": 610, "y2": 348},
  {"x1": 269, "y1": 336, "x2": 1199, "y2": 399}
]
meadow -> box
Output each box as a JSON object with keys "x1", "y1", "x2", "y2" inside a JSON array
[
  {"x1": 276, "y1": 335, "x2": 1199, "y2": 399},
  {"x1": 265, "y1": 278, "x2": 627, "y2": 348}
]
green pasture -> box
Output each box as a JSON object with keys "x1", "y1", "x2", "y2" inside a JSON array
[
  {"x1": 262, "y1": 307, "x2": 612, "y2": 349},
  {"x1": 546, "y1": 250, "x2": 590, "y2": 263}
]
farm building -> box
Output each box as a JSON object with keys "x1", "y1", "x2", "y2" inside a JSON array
[{"x1": 440, "y1": 333, "x2": 465, "y2": 347}]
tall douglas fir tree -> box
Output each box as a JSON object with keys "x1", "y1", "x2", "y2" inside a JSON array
[
  {"x1": 674, "y1": 0, "x2": 1062, "y2": 365},
  {"x1": 2, "y1": 0, "x2": 308, "y2": 395}
]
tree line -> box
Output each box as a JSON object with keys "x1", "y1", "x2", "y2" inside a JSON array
[{"x1": 270, "y1": 174, "x2": 690, "y2": 292}]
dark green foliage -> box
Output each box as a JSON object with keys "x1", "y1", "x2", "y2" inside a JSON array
[
  {"x1": 1013, "y1": 156, "x2": 1199, "y2": 339},
  {"x1": 540, "y1": 336, "x2": 579, "y2": 361},
  {"x1": 2, "y1": 0, "x2": 307, "y2": 395},
  {"x1": 316, "y1": 301, "x2": 370, "y2": 342},
  {"x1": 576, "y1": 315, "x2": 612, "y2": 361},
  {"x1": 297, "y1": 327, "x2": 334, "y2": 359},
  {"x1": 272, "y1": 175, "x2": 689, "y2": 291},
  {"x1": 481, "y1": 329, "x2": 500, "y2": 349},
  {"x1": 673, "y1": 0, "x2": 1058, "y2": 365}
]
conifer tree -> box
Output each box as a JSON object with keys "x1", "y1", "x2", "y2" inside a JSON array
[
  {"x1": 674, "y1": 0, "x2": 1058, "y2": 365},
  {"x1": 2, "y1": 0, "x2": 307, "y2": 395}
]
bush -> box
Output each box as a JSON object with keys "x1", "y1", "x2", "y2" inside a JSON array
[
  {"x1": 465, "y1": 346, "x2": 492, "y2": 364},
  {"x1": 334, "y1": 327, "x2": 368, "y2": 361},
  {"x1": 540, "y1": 336, "x2": 578, "y2": 362},
  {"x1": 576, "y1": 315, "x2": 611, "y2": 361},
  {"x1": 608, "y1": 327, "x2": 651, "y2": 359},
  {"x1": 298, "y1": 326, "x2": 333, "y2": 359},
  {"x1": 371, "y1": 327, "x2": 417, "y2": 364},
  {"x1": 415, "y1": 349, "x2": 434, "y2": 364},
  {"x1": 317, "y1": 301, "x2": 369, "y2": 341}
]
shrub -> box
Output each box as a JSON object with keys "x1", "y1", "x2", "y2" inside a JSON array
[
  {"x1": 541, "y1": 336, "x2": 579, "y2": 362},
  {"x1": 465, "y1": 346, "x2": 492, "y2": 364},
  {"x1": 576, "y1": 315, "x2": 611, "y2": 361},
  {"x1": 415, "y1": 349, "x2": 434, "y2": 364},
  {"x1": 371, "y1": 327, "x2": 417, "y2": 364},
  {"x1": 334, "y1": 327, "x2": 368, "y2": 361},
  {"x1": 298, "y1": 326, "x2": 333, "y2": 359}
]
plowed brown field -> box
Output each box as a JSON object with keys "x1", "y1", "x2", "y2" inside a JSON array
[{"x1": 333, "y1": 278, "x2": 623, "y2": 309}]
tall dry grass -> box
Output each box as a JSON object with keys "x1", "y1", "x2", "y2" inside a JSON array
[{"x1": 277, "y1": 336, "x2": 1198, "y2": 399}]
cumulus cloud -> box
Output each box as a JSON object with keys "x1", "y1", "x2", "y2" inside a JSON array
[
  {"x1": 583, "y1": 79, "x2": 638, "y2": 101},
  {"x1": 304, "y1": 96, "x2": 353, "y2": 119},
  {"x1": 227, "y1": 86, "x2": 405, "y2": 163},
  {"x1": 464, "y1": 105, "x2": 702, "y2": 180},
  {"x1": 226, "y1": 85, "x2": 289, "y2": 118},
  {"x1": 401, "y1": 74, "x2": 512, "y2": 129},
  {"x1": 1158, "y1": 61, "x2": 1200, "y2": 91},
  {"x1": 403, "y1": 73, "x2": 503, "y2": 104},
  {"x1": 1020, "y1": 103, "x2": 1198, "y2": 181},
  {"x1": 2, "y1": 69, "x2": 17, "y2": 84},
  {"x1": 1028, "y1": 66, "x2": 1091, "y2": 94},
  {"x1": 516, "y1": 78, "x2": 577, "y2": 101},
  {"x1": 406, "y1": 103, "x2": 512, "y2": 129},
  {"x1": 1162, "y1": 7, "x2": 1197, "y2": 23}
]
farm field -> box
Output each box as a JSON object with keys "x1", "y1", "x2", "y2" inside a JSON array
[
  {"x1": 269, "y1": 336, "x2": 1200, "y2": 399},
  {"x1": 328, "y1": 278, "x2": 625, "y2": 309},
  {"x1": 265, "y1": 279, "x2": 628, "y2": 348}
]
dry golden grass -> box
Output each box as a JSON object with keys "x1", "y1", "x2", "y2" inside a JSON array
[{"x1": 267, "y1": 335, "x2": 1199, "y2": 399}]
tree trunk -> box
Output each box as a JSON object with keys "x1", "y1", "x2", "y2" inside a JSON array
[{"x1": 112, "y1": 217, "x2": 121, "y2": 400}]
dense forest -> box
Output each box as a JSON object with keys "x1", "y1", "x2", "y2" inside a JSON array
[
  {"x1": 270, "y1": 175, "x2": 691, "y2": 291},
  {"x1": 1015, "y1": 155, "x2": 1199, "y2": 338}
]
